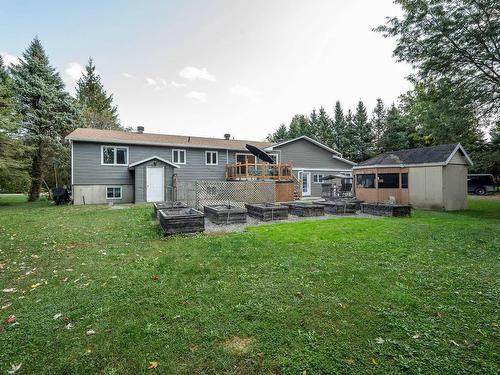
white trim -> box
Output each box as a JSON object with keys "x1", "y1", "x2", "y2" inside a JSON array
[
  {"x1": 445, "y1": 144, "x2": 474, "y2": 166},
  {"x1": 70, "y1": 140, "x2": 73, "y2": 186},
  {"x1": 172, "y1": 149, "x2": 186, "y2": 164},
  {"x1": 292, "y1": 167, "x2": 352, "y2": 173},
  {"x1": 205, "y1": 150, "x2": 218, "y2": 165},
  {"x1": 298, "y1": 171, "x2": 311, "y2": 196},
  {"x1": 128, "y1": 156, "x2": 180, "y2": 169},
  {"x1": 313, "y1": 173, "x2": 325, "y2": 183},
  {"x1": 146, "y1": 166, "x2": 165, "y2": 202},
  {"x1": 105, "y1": 186, "x2": 122, "y2": 200},
  {"x1": 101, "y1": 145, "x2": 129, "y2": 166}
]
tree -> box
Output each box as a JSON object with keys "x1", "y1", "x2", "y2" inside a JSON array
[
  {"x1": 376, "y1": 0, "x2": 500, "y2": 121},
  {"x1": 267, "y1": 123, "x2": 288, "y2": 142},
  {"x1": 341, "y1": 110, "x2": 358, "y2": 162},
  {"x1": 352, "y1": 100, "x2": 373, "y2": 162},
  {"x1": 332, "y1": 101, "x2": 345, "y2": 152},
  {"x1": 379, "y1": 103, "x2": 413, "y2": 152},
  {"x1": 288, "y1": 114, "x2": 309, "y2": 139},
  {"x1": 11, "y1": 37, "x2": 80, "y2": 201},
  {"x1": 315, "y1": 107, "x2": 333, "y2": 146},
  {"x1": 0, "y1": 56, "x2": 29, "y2": 192},
  {"x1": 308, "y1": 108, "x2": 319, "y2": 139},
  {"x1": 371, "y1": 98, "x2": 386, "y2": 153},
  {"x1": 76, "y1": 57, "x2": 120, "y2": 130}
]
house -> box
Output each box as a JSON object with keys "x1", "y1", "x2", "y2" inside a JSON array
[
  {"x1": 66, "y1": 128, "x2": 355, "y2": 205},
  {"x1": 352, "y1": 143, "x2": 473, "y2": 211}
]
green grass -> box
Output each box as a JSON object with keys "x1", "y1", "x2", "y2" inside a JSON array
[{"x1": 0, "y1": 196, "x2": 498, "y2": 374}]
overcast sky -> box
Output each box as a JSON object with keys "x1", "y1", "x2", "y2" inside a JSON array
[{"x1": 1, "y1": 0, "x2": 412, "y2": 141}]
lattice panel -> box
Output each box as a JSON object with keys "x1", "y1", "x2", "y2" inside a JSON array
[{"x1": 194, "y1": 181, "x2": 275, "y2": 209}]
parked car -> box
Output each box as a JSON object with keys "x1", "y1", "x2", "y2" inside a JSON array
[{"x1": 467, "y1": 174, "x2": 497, "y2": 195}]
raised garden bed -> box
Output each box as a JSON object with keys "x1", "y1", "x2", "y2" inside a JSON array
[
  {"x1": 158, "y1": 208, "x2": 205, "y2": 235},
  {"x1": 204, "y1": 204, "x2": 247, "y2": 225},
  {"x1": 361, "y1": 203, "x2": 411, "y2": 217},
  {"x1": 314, "y1": 198, "x2": 361, "y2": 214},
  {"x1": 280, "y1": 202, "x2": 324, "y2": 217},
  {"x1": 245, "y1": 203, "x2": 288, "y2": 221},
  {"x1": 153, "y1": 201, "x2": 187, "y2": 219}
]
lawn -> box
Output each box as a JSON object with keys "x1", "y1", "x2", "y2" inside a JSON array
[{"x1": 0, "y1": 196, "x2": 498, "y2": 374}]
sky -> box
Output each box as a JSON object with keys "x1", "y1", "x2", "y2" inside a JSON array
[{"x1": 0, "y1": 0, "x2": 412, "y2": 141}]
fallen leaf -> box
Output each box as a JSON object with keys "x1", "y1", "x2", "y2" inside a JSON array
[
  {"x1": 148, "y1": 361, "x2": 158, "y2": 369},
  {"x1": 412, "y1": 333, "x2": 421, "y2": 339},
  {"x1": 86, "y1": 329, "x2": 96, "y2": 336},
  {"x1": 190, "y1": 344, "x2": 198, "y2": 352},
  {"x1": 5, "y1": 315, "x2": 16, "y2": 324},
  {"x1": 1, "y1": 303, "x2": 12, "y2": 311},
  {"x1": 338, "y1": 303, "x2": 347, "y2": 309},
  {"x1": 371, "y1": 357, "x2": 379, "y2": 365},
  {"x1": 449, "y1": 340, "x2": 460, "y2": 347},
  {"x1": 53, "y1": 313, "x2": 62, "y2": 320},
  {"x1": 7, "y1": 363, "x2": 22, "y2": 374},
  {"x1": 345, "y1": 357, "x2": 355, "y2": 365},
  {"x1": 30, "y1": 283, "x2": 42, "y2": 289},
  {"x1": 299, "y1": 319, "x2": 305, "y2": 327},
  {"x1": 65, "y1": 323, "x2": 74, "y2": 330},
  {"x1": 375, "y1": 337, "x2": 385, "y2": 344},
  {"x1": 2, "y1": 288, "x2": 17, "y2": 293},
  {"x1": 151, "y1": 275, "x2": 160, "y2": 281}
]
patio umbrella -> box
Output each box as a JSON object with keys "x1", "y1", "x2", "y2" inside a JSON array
[{"x1": 245, "y1": 144, "x2": 275, "y2": 163}]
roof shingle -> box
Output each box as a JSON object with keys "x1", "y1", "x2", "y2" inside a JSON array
[{"x1": 66, "y1": 128, "x2": 272, "y2": 151}]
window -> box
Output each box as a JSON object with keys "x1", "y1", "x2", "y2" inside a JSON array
[
  {"x1": 313, "y1": 174, "x2": 325, "y2": 183},
  {"x1": 266, "y1": 153, "x2": 278, "y2": 164},
  {"x1": 172, "y1": 149, "x2": 186, "y2": 164},
  {"x1": 401, "y1": 173, "x2": 408, "y2": 188},
  {"x1": 106, "y1": 186, "x2": 122, "y2": 199},
  {"x1": 205, "y1": 151, "x2": 218, "y2": 165},
  {"x1": 356, "y1": 174, "x2": 376, "y2": 188},
  {"x1": 102, "y1": 146, "x2": 128, "y2": 165},
  {"x1": 378, "y1": 173, "x2": 400, "y2": 189}
]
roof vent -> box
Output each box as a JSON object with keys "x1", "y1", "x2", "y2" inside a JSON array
[
  {"x1": 137, "y1": 126, "x2": 144, "y2": 134},
  {"x1": 224, "y1": 133, "x2": 231, "y2": 140}
]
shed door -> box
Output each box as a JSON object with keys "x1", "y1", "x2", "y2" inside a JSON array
[{"x1": 146, "y1": 167, "x2": 164, "y2": 202}]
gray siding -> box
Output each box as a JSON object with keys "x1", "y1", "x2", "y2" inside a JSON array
[
  {"x1": 273, "y1": 139, "x2": 353, "y2": 170},
  {"x1": 134, "y1": 160, "x2": 175, "y2": 203},
  {"x1": 73, "y1": 141, "x2": 233, "y2": 185}
]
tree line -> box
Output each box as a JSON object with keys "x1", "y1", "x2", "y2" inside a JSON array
[
  {"x1": 268, "y1": 0, "x2": 499, "y2": 175},
  {"x1": 0, "y1": 37, "x2": 125, "y2": 200}
]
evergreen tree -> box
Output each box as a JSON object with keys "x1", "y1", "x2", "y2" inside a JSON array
[
  {"x1": 342, "y1": 110, "x2": 358, "y2": 161},
  {"x1": 0, "y1": 56, "x2": 29, "y2": 192},
  {"x1": 371, "y1": 98, "x2": 386, "y2": 153},
  {"x1": 76, "y1": 57, "x2": 120, "y2": 130},
  {"x1": 352, "y1": 100, "x2": 373, "y2": 162},
  {"x1": 11, "y1": 37, "x2": 80, "y2": 201},
  {"x1": 308, "y1": 108, "x2": 319, "y2": 139},
  {"x1": 332, "y1": 101, "x2": 345, "y2": 151},
  {"x1": 315, "y1": 107, "x2": 333, "y2": 146},
  {"x1": 379, "y1": 104, "x2": 413, "y2": 152},
  {"x1": 288, "y1": 114, "x2": 308, "y2": 138},
  {"x1": 267, "y1": 123, "x2": 288, "y2": 142}
]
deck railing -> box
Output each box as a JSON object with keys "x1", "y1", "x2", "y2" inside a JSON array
[{"x1": 225, "y1": 162, "x2": 293, "y2": 181}]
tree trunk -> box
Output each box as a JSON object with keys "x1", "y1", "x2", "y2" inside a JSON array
[{"x1": 28, "y1": 148, "x2": 43, "y2": 202}]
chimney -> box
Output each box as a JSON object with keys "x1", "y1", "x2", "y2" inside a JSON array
[
  {"x1": 137, "y1": 126, "x2": 144, "y2": 134},
  {"x1": 224, "y1": 133, "x2": 231, "y2": 140}
]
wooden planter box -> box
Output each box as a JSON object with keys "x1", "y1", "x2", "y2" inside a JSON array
[
  {"x1": 361, "y1": 203, "x2": 411, "y2": 217},
  {"x1": 158, "y1": 208, "x2": 205, "y2": 235},
  {"x1": 204, "y1": 204, "x2": 247, "y2": 225},
  {"x1": 280, "y1": 202, "x2": 324, "y2": 217},
  {"x1": 245, "y1": 203, "x2": 288, "y2": 221},
  {"x1": 153, "y1": 201, "x2": 187, "y2": 219},
  {"x1": 314, "y1": 198, "x2": 361, "y2": 214}
]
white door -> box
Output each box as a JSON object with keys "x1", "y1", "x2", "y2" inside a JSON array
[
  {"x1": 299, "y1": 171, "x2": 311, "y2": 196},
  {"x1": 146, "y1": 167, "x2": 164, "y2": 202}
]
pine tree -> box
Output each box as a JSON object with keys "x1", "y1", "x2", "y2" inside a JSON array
[
  {"x1": 0, "y1": 56, "x2": 29, "y2": 192},
  {"x1": 76, "y1": 57, "x2": 120, "y2": 130},
  {"x1": 342, "y1": 110, "x2": 358, "y2": 161},
  {"x1": 308, "y1": 108, "x2": 319, "y2": 139},
  {"x1": 352, "y1": 100, "x2": 373, "y2": 162},
  {"x1": 11, "y1": 37, "x2": 80, "y2": 201},
  {"x1": 332, "y1": 101, "x2": 345, "y2": 152},
  {"x1": 267, "y1": 123, "x2": 288, "y2": 142},
  {"x1": 371, "y1": 98, "x2": 386, "y2": 153},
  {"x1": 379, "y1": 104, "x2": 413, "y2": 152},
  {"x1": 315, "y1": 107, "x2": 333, "y2": 146},
  {"x1": 288, "y1": 114, "x2": 308, "y2": 138}
]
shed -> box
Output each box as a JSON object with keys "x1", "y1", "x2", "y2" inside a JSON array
[
  {"x1": 352, "y1": 144, "x2": 473, "y2": 211},
  {"x1": 128, "y1": 156, "x2": 180, "y2": 203}
]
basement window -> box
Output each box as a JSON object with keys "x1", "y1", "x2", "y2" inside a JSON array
[
  {"x1": 357, "y1": 174, "x2": 376, "y2": 188},
  {"x1": 106, "y1": 186, "x2": 122, "y2": 199},
  {"x1": 378, "y1": 173, "x2": 400, "y2": 189}
]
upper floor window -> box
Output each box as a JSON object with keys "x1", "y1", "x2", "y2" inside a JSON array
[
  {"x1": 102, "y1": 146, "x2": 128, "y2": 165},
  {"x1": 172, "y1": 149, "x2": 186, "y2": 164},
  {"x1": 205, "y1": 151, "x2": 218, "y2": 165},
  {"x1": 313, "y1": 174, "x2": 325, "y2": 183}
]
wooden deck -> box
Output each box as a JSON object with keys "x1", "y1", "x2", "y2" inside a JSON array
[{"x1": 225, "y1": 162, "x2": 294, "y2": 181}]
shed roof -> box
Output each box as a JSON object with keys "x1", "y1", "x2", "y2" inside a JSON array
[
  {"x1": 66, "y1": 128, "x2": 271, "y2": 151},
  {"x1": 354, "y1": 144, "x2": 473, "y2": 169}
]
